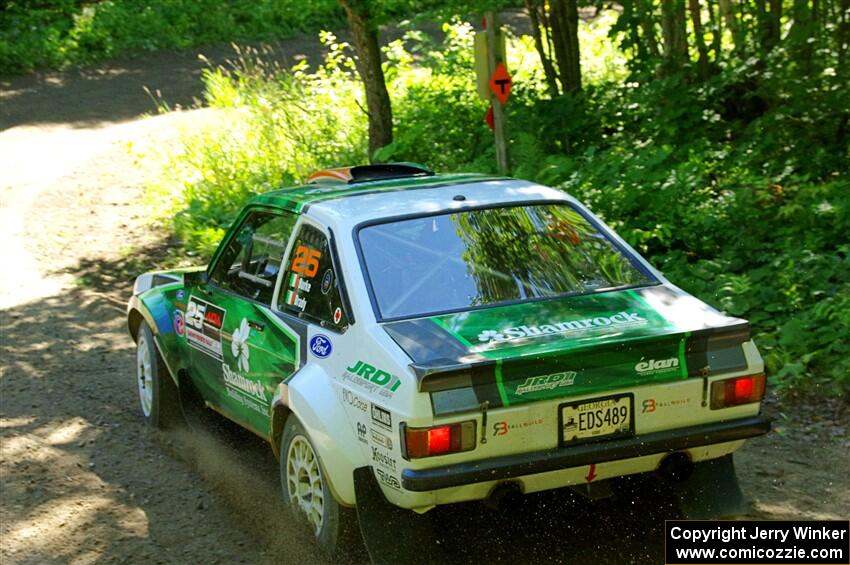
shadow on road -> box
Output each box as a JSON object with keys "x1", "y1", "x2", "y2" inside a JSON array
[
  {"x1": 0, "y1": 237, "x2": 673, "y2": 563},
  {"x1": 0, "y1": 39, "x2": 325, "y2": 132},
  {"x1": 0, "y1": 243, "x2": 321, "y2": 564}
]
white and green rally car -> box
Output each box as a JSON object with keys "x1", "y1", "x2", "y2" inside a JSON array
[{"x1": 128, "y1": 163, "x2": 770, "y2": 561}]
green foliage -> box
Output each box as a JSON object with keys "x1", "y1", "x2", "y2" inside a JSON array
[
  {"x1": 152, "y1": 16, "x2": 849, "y2": 397},
  {"x1": 0, "y1": 0, "x2": 342, "y2": 74},
  {"x1": 150, "y1": 36, "x2": 367, "y2": 257}
]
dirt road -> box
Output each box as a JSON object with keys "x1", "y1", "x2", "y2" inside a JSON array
[{"x1": 1, "y1": 42, "x2": 848, "y2": 565}]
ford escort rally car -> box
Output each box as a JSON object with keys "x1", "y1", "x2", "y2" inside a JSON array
[{"x1": 127, "y1": 163, "x2": 770, "y2": 560}]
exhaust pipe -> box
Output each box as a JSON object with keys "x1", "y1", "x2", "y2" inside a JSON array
[
  {"x1": 658, "y1": 452, "x2": 694, "y2": 482},
  {"x1": 483, "y1": 481, "x2": 524, "y2": 510}
]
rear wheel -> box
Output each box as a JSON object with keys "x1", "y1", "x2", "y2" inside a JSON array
[
  {"x1": 136, "y1": 322, "x2": 181, "y2": 428},
  {"x1": 280, "y1": 417, "x2": 358, "y2": 558}
]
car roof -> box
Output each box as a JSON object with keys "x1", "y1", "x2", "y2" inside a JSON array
[
  {"x1": 249, "y1": 173, "x2": 573, "y2": 229},
  {"x1": 250, "y1": 173, "x2": 493, "y2": 213}
]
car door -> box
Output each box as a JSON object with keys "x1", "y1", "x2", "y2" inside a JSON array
[{"x1": 186, "y1": 208, "x2": 299, "y2": 436}]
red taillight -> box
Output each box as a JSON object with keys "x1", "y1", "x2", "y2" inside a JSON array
[
  {"x1": 710, "y1": 374, "x2": 766, "y2": 409},
  {"x1": 403, "y1": 421, "x2": 476, "y2": 459},
  {"x1": 734, "y1": 377, "x2": 753, "y2": 399},
  {"x1": 428, "y1": 426, "x2": 452, "y2": 454}
]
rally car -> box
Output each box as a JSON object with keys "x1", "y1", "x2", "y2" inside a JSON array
[{"x1": 128, "y1": 163, "x2": 770, "y2": 561}]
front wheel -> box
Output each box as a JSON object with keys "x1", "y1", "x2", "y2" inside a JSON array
[
  {"x1": 136, "y1": 322, "x2": 181, "y2": 428},
  {"x1": 280, "y1": 417, "x2": 358, "y2": 558}
]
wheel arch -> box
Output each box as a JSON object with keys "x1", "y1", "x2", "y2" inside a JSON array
[
  {"x1": 127, "y1": 300, "x2": 159, "y2": 343},
  {"x1": 270, "y1": 399, "x2": 292, "y2": 460},
  {"x1": 272, "y1": 368, "x2": 362, "y2": 507},
  {"x1": 128, "y1": 301, "x2": 179, "y2": 388},
  {"x1": 128, "y1": 307, "x2": 147, "y2": 342}
]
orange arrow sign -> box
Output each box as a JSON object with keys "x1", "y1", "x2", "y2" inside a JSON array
[{"x1": 489, "y1": 62, "x2": 513, "y2": 105}]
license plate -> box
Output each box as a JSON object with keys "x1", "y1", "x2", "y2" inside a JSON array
[{"x1": 559, "y1": 394, "x2": 633, "y2": 445}]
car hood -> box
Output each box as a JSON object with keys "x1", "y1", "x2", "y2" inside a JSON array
[{"x1": 383, "y1": 285, "x2": 750, "y2": 410}]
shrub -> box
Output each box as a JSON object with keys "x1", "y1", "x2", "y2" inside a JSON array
[{"x1": 0, "y1": 0, "x2": 342, "y2": 74}]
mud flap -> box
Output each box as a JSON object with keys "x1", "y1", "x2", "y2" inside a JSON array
[
  {"x1": 353, "y1": 467, "x2": 438, "y2": 565},
  {"x1": 674, "y1": 454, "x2": 748, "y2": 519}
]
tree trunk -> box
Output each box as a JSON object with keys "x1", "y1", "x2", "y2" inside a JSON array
[
  {"x1": 339, "y1": 0, "x2": 393, "y2": 161},
  {"x1": 550, "y1": 0, "x2": 582, "y2": 92},
  {"x1": 718, "y1": 0, "x2": 742, "y2": 52},
  {"x1": 707, "y1": 0, "x2": 723, "y2": 58},
  {"x1": 639, "y1": 0, "x2": 661, "y2": 58},
  {"x1": 689, "y1": 0, "x2": 711, "y2": 77},
  {"x1": 661, "y1": 0, "x2": 689, "y2": 72},
  {"x1": 526, "y1": 0, "x2": 561, "y2": 96},
  {"x1": 789, "y1": 0, "x2": 813, "y2": 65},
  {"x1": 839, "y1": 0, "x2": 850, "y2": 77},
  {"x1": 766, "y1": 0, "x2": 782, "y2": 49}
]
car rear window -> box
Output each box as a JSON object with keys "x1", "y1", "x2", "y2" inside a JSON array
[{"x1": 358, "y1": 203, "x2": 654, "y2": 320}]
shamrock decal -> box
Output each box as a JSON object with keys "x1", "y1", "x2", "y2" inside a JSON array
[
  {"x1": 231, "y1": 318, "x2": 251, "y2": 372},
  {"x1": 477, "y1": 330, "x2": 505, "y2": 343}
]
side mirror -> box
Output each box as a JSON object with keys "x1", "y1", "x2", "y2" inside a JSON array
[{"x1": 183, "y1": 270, "x2": 209, "y2": 288}]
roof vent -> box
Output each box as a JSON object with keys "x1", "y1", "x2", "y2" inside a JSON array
[{"x1": 307, "y1": 162, "x2": 434, "y2": 185}]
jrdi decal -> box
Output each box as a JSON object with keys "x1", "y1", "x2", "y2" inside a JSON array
[
  {"x1": 514, "y1": 371, "x2": 576, "y2": 396},
  {"x1": 342, "y1": 361, "x2": 402, "y2": 398}
]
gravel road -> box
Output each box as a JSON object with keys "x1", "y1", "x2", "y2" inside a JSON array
[{"x1": 1, "y1": 39, "x2": 847, "y2": 565}]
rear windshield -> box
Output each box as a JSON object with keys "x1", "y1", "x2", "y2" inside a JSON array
[{"x1": 357, "y1": 203, "x2": 654, "y2": 320}]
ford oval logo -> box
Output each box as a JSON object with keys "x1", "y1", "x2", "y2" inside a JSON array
[{"x1": 309, "y1": 334, "x2": 333, "y2": 359}]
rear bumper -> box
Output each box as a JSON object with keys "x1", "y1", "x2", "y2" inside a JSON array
[{"x1": 400, "y1": 415, "x2": 770, "y2": 492}]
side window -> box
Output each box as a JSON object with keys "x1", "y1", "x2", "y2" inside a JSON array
[
  {"x1": 279, "y1": 224, "x2": 350, "y2": 331},
  {"x1": 209, "y1": 211, "x2": 296, "y2": 304}
]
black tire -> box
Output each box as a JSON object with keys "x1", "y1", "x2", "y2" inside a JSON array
[
  {"x1": 280, "y1": 417, "x2": 359, "y2": 559},
  {"x1": 135, "y1": 322, "x2": 181, "y2": 428}
]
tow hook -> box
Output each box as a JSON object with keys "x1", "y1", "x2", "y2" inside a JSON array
[{"x1": 479, "y1": 400, "x2": 489, "y2": 445}]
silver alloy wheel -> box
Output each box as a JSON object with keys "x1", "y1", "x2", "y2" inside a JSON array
[
  {"x1": 137, "y1": 334, "x2": 153, "y2": 418},
  {"x1": 286, "y1": 434, "x2": 324, "y2": 534}
]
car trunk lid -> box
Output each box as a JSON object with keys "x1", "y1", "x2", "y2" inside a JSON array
[{"x1": 382, "y1": 285, "x2": 750, "y2": 415}]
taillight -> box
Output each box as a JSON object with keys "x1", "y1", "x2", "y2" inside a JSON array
[
  {"x1": 403, "y1": 421, "x2": 476, "y2": 459},
  {"x1": 710, "y1": 374, "x2": 766, "y2": 409}
]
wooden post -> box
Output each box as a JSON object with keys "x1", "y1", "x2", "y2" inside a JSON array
[{"x1": 485, "y1": 11, "x2": 509, "y2": 175}]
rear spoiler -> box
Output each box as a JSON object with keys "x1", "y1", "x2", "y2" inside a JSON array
[{"x1": 411, "y1": 323, "x2": 752, "y2": 394}]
